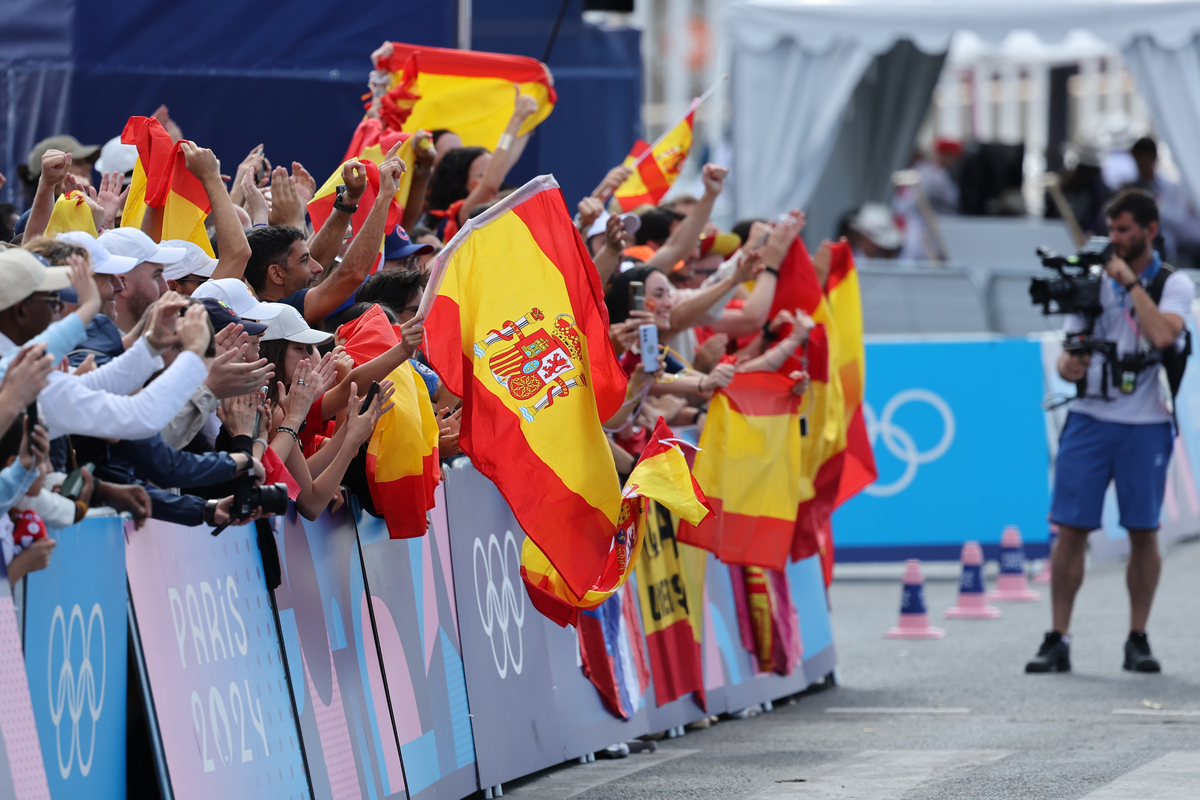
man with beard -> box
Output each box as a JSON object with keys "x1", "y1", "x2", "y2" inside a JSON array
[
  {"x1": 1027, "y1": 189, "x2": 1195, "y2": 676},
  {"x1": 98, "y1": 227, "x2": 185, "y2": 333}
]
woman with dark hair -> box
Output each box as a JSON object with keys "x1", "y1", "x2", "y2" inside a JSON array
[{"x1": 422, "y1": 94, "x2": 540, "y2": 241}]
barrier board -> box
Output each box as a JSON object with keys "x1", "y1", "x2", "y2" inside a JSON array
[
  {"x1": 125, "y1": 519, "x2": 309, "y2": 800},
  {"x1": 356, "y1": 490, "x2": 478, "y2": 800},
  {"x1": 0, "y1": 557, "x2": 51, "y2": 800},
  {"x1": 272, "y1": 506, "x2": 407, "y2": 799},
  {"x1": 22, "y1": 517, "x2": 125, "y2": 800},
  {"x1": 835, "y1": 338, "x2": 1052, "y2": 561}
]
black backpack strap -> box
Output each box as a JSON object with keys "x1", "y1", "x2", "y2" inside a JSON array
[{"x1": 1146, "y1": 262, "x2": 1174, "y2": 305}]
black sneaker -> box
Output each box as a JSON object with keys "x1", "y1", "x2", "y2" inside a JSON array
[
  {"x1": 1025, "y1": 631, "x2": 1071, "y2": 673},
  {"x1": 1124, "y1": 632, "x2": 1161, "y2": 673}
]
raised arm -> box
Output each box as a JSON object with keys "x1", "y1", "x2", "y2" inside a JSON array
[
  {"x1": 455, "y1": 93, "x2": 539, "y2": 226},
  {"x1": 181, "y1": 142, "x2": 251, "y2": 281},
  {"x1": 24, "y1": 150, "x2": 71, "y2": 241},
  {"x1": 644, "y1": 164, "x2": 728, "y2": 273},
  {"x1": 307, "y1": 160, "x2": 367, "y2": 270},
  {"x1": 401, "y1": 131, "x2": 436, "y2": 231},
  {"x1": 302, "y1": 146, "x2": 404, "y2": 325}
]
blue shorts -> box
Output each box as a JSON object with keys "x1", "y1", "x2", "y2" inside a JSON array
[{"x1": 1051, "y1": 412, "x2": 1173, "y2": 532}]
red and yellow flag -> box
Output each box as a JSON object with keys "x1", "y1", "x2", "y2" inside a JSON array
[
  {"x1": 678, "y1": 372, "x2": 804, "y2": 571},
  {"x1": 44, "y1": 191, "x2": 97, "y2": 237},
  {"x1": 342, "y1": 119, "x2": 425, "y2": 214},
  {"x1": 828, "y1": 242, "x2": 877, "y2": 506},
  {"x1": 374, "y1": 43, "x2": 556, "y2": 147},
  {"x1": 343, "y1": 304, "x2": 441, "y2": 538},
  {"x1": 307, "y1": 157, "x2": 403, "y2": 258},
  {"x1": 161, "y1": 143, "x2": 213, "y2": 256},
  {"x1": 521, "y1": 417, "x2": 712, "y2": 626},
  {"x1": 613, "y1": 103, "x2": 695, "y2": 212},
  {"x1": 423, "y1": 175, "x2": 627, "y2": 598},
  {"x1": 119, "y1": 116, "x2": 174, "y2": 230}
]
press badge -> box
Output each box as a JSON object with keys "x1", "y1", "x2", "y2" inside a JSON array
[{"x1": 1120, "y1": 370, "x2": 1137, "y2": 394}]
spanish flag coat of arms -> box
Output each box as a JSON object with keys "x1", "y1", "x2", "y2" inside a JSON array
[{"x1": 423, "y1": 175, "x2": 628, "y2": 598}]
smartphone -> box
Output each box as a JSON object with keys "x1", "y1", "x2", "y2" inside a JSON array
[
  {"x1": 24, "y1": 401, "x2": 37, "y2": 442},
  {"x1": 629, "y1": 281, "x2": 645, "y2": 313},
  {"x1": 60, "y1": 462, "x2": 95, "y2": 501},
  {"x1": 360, "y1": 380, "x2": 381, "y2": 415},
  {"x1": 638, "y1": 324, "x2": 660, "y2": 373}
]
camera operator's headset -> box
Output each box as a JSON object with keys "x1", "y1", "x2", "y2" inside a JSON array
[{"x1": 1081, "y1": 264, "x2": 1191, "y2": 409}]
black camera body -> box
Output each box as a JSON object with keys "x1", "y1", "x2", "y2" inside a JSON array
[
  {"x1": 1029, "y1": 236, "x2": 1113, "y2": 317},
  {"x1": 231, "y1": 478, "x2": 289, "y2": 522}
]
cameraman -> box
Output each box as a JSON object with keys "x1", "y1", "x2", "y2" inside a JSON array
[{"x1": 1028, "y1": 189, "x2": 1194, "y2": 675}]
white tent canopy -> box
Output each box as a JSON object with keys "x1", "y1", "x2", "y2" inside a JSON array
[{"x1": 728, "y1": 0, "x2": 1200, "y2": 222}]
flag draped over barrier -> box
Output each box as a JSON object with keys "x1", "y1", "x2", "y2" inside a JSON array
[
  {"x1": 374, "y1": 43, "x2": 556, "y2": 146},
  {"x1": 423, "y1": 174, "x2": 627, "y2": 598},
  {"x1": 521, "y1": 417, "x2": 712, "y2": 626},
  {"x1": 577, "y1": 583, "x2": 651, "y2": 720},
  {"x1": 613, "y1": 103, "x2": 695, "y2": 212},
  {"x1": 678, "y1": 371, "x2": 804, "y2": 571},
  {"x1": 828, "y1": 242, "x2": 878, "y2": 507},
  {"x1": 44, "y1": 190, "x2": 96, "y2": 236}
]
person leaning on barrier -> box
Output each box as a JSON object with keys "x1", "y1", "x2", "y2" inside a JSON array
[{"x1": 1027, "y1": 189, "x2": 1195, "y2": 675}]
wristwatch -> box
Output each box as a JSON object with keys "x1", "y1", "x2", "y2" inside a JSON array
[
  {"x1": 334, "y1": 184, "x2": 359, "y2": 214},
  {"x1": 203, "y1": 499, "x2": 220, "y2": 526}
]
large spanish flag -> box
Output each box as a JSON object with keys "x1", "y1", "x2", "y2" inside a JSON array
[
  {"x1": 677, "y1": 372, "x2": 804, "y2": 571},
  {"x1": 827, "y1": 242, "x2": 877, "y2": 505},
  {"x1": 374, "y1": 43, "x2": 556, "y2": 147},
  {"x1": 160, "y1": 143, "x2": 214, "y2": 256},
  {"x1": 346, "y1": 305, "x2": 441, "y2": 538},
  {"x1": 119, "y1": 115, "x2": 174, "y2": 230},
  {"x1": 613, "y1": 102, "x2": 696, "y2": 212},
  {"x1": 521, "y1": 417, "x2": 712, "y2": 626},
  {"x1": 44, "y1": 191, "x2": 97, "y2": 237},
  {"x1": 423, "y1": 175, "x2": 627, "y2": 598}
]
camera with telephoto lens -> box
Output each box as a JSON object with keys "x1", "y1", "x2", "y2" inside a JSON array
[
  {"x1": 232, "y1": 476, "x2": 289, "y2": 522},
  {"x1": 1029, "y1": 236, "x2": 1113, "y2": 318}
]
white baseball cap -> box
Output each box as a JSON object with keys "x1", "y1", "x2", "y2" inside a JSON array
[
  {"x1": 849, "y1": 203, "x2": 903, "y2": 251},
  {"x1": 56, "y1": 231, "x2": 139, "y2": 275},
  {"x1": 260, "y1": 303, "x2": 333, "y2": 345},
  {"x1": 161, "y1": 239, "x2": 219, "y2": 281},
  {"x1": 586, "y1": 210, "x2": 641, "y2": 240},
  {"x1": 94, "y1": 136, "x2": 139, "y2": 176},
  {"x1": 98, "y1": 227, "x2": 186, "y2": 267},
  {"x1": 191, "y1": 278, "x2": 284, "y2": 321},
  {"x1": 0, "y1": 249, "x2": 72, "y2": 311}
]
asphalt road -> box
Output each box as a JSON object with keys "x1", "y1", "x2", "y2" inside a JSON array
[{"x1": 503, "y1": 537, "x2": 1200, "y2": 799}]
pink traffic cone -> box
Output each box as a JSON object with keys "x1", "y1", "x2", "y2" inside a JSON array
[
  {"x1": 945, "y1": 541, "x2": 1001, "y2": 619},
  {"x1": 885, "y1": 559, "x2": 946, "y2": 639},
  {"x1": 1032, "y1": 523, "x2": 1056, "y2": 585},
  {"x1": 987, "y1": 526, "x2": 1041, "y2": 601}
]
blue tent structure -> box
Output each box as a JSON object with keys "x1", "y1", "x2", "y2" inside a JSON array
[{"x1": 1, "y1": 0, "x2": 640, "y2": 214}]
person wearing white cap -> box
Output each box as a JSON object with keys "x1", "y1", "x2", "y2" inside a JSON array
[
  {"x1": 55, "y1": 231, "x2": 137, "y2": 321},
  {"x1": 98, "y1": 227, "x2": 185, "y2": 333},
  {"x1": 161, "y1": 240, "x2": 219, "y2": 297},
  {"x1": 93, "y1": 137, "x2": 139, "y2": 183},
  {"x1": 0, "y1": 245, "x2": 213, "y2": 442},
  {"x1": 846, "y1": 203, "x2": 902, "y2": 260},
  {"x1": 192, "y1": 278, "x2": 284, "y2": 323}
]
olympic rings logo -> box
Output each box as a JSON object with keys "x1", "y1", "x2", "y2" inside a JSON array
[
  {"x1": 862, "y1": 389, "x2": 956, "y2": 497},
  {"x1": 48, "y1": 603, "x2": 105, "y2": 779},
  {"x1": 473, "y1": 531, "x2": 524, "y2": 679}
]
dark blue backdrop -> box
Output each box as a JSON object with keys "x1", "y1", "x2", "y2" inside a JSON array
[{"x1": 1, "y1": 0, "x2": 640, "y2": 216}]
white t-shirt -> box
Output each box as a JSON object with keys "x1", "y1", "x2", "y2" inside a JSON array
[{"x1": 1066, "y1": 257, "x2": 1195, "y2": 425}]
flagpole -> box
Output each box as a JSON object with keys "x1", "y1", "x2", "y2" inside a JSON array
[{"x1": 628, "y1": 73, "x2": 727, "y2": 171}]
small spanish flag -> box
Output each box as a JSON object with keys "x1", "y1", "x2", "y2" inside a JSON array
[
  {"x1": 343, "y1": 304, "x2": 441, "y2": 538},
  {"x1": 521, "y1": 417, "x2": 712, "y2": 626},
  {"x1": 307, "y1": 157, "x2": 403, "y2": 244},
  {"x1": 677, "y1": 371, "x2": 804, "y2": 571},
  {"x1": 423, "y1": 174, "x2": 626, "y2": 598},
  {"x1": 374, "y1": 43, "x2": 556, "y2": 147},
  {"x1": 44, "y1": 191, "x2": 97, "y2": 237},
  {"x1": 161, "y1": 144, "x2": 214, "y2": 256},
  {"x1": 613, "y1": 102, "x2": 696, "y2": 212},
  {"x1": 119, "y1": 116, "x2": 174, "y2": 230}
]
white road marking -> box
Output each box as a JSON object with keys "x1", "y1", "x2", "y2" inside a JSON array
[
  {"x1": 503, "y1": 749, "x2": 697, "y2": 798},
  {"x1": 1081, "y1": 752, "x2": 1200, "y2": 798},
  {"x1": 824, "y1": 707, "x2": 971, "y2": 714},
  {"x1": 749, "y1": 749, "x2": 1010, "y2": 798},
  {"x1": 1113, "y1": 709, "x2": 1200, "y2": 717}
]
